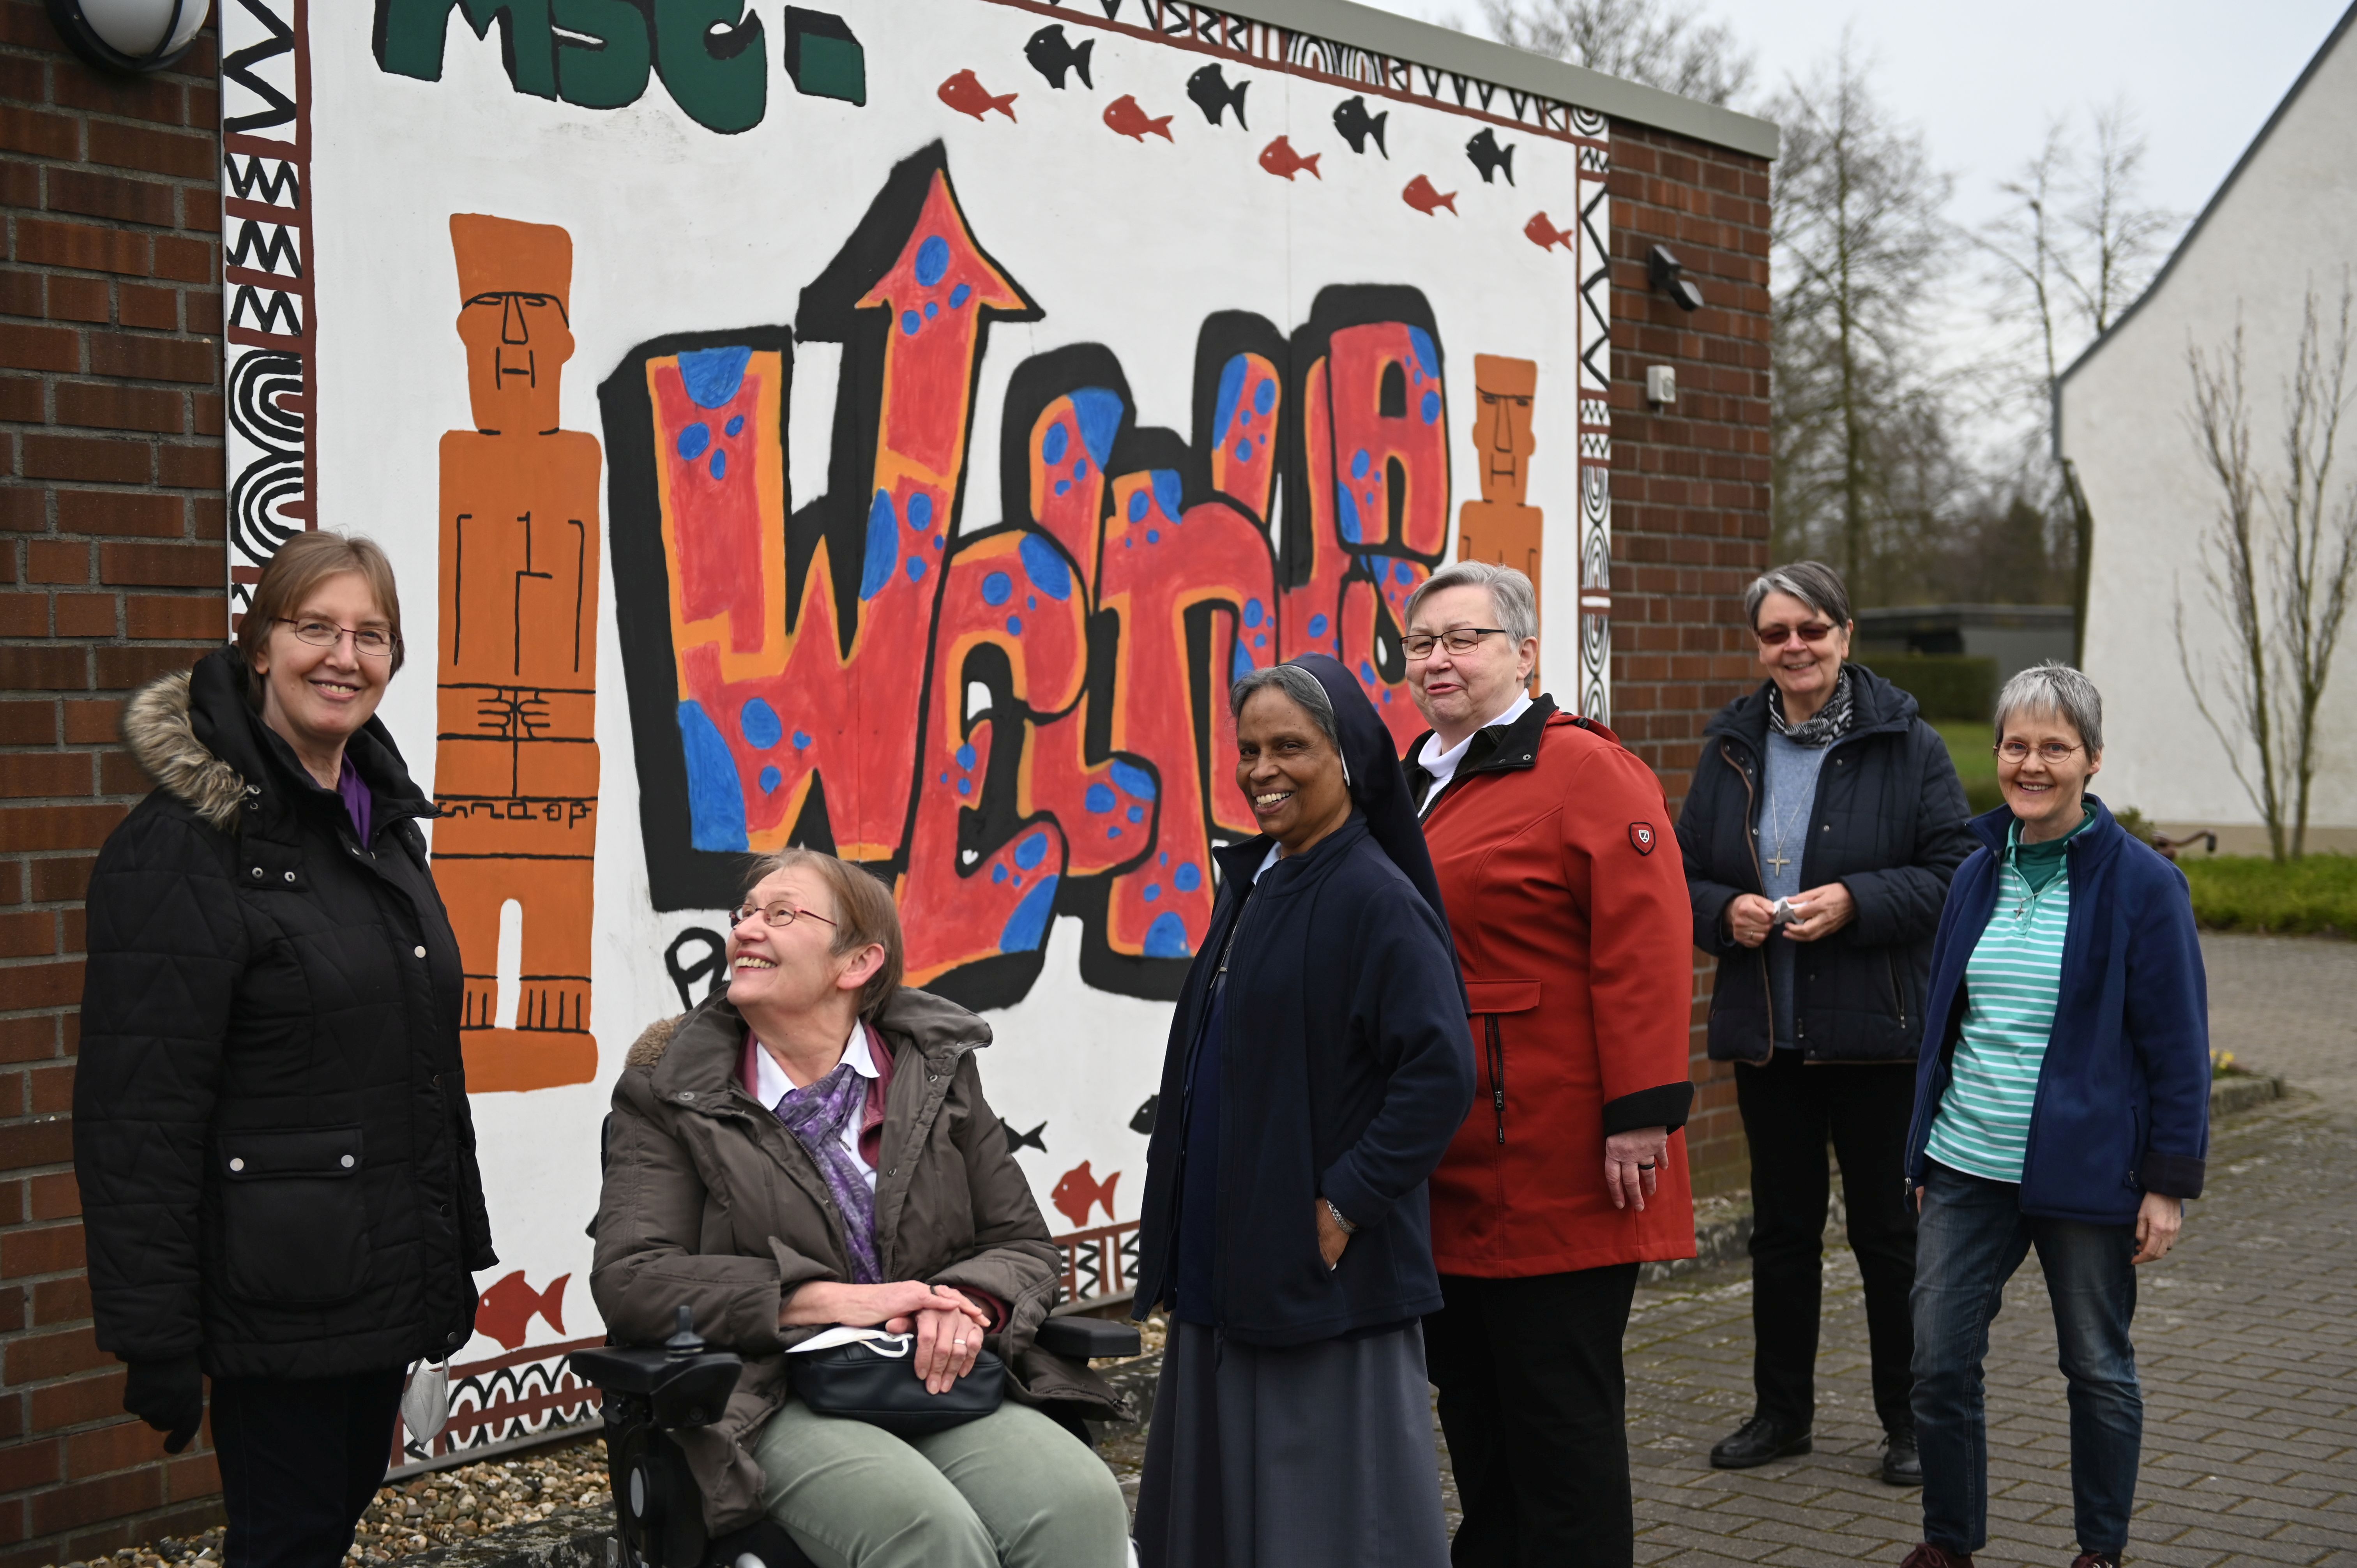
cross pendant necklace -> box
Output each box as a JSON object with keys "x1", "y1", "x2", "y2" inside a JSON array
[{"x1": 1765, "y1": 849, "x2": 1791, "y2": 874}]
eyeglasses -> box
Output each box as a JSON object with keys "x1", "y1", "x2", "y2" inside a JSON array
[
  {"x1": 1402, "y1": 627, "x2": 1508, "y2": 659},
  {"x1": 1995, "y1": 740, "x2": 2084, "y2": 765},
  {"x1": 1754, "y1": 622, "x2": 1838, "y2": 646},
  {"x1": 279, "y1": 618, "x2": 397, "y2": 658},
  {"x1": 729, "y1": 901, "x2": 837, "y2": 931}
]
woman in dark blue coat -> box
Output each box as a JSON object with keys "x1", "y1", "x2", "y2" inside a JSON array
[
  {"x1": 1132, "y1": 654, "x2": 1475, "y2": 1568},
  {"x1": 1899, "y1": 663, "x2": 2207, "y2": 1568}
]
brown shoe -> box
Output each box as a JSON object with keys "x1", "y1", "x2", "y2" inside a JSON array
[
  {"x1": 1900, "y1": 1547, "x2": 1975, "y2": 1568},
  {"x1": 2071, "y1": 1554, "x2": 2123, "y2": 1567}
]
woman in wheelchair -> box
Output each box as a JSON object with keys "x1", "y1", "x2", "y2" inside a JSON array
[{"x1": 591, "y1": 849, "x2": 1132, "y2": 1568}]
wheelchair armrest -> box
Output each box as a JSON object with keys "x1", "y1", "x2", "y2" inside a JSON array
[
  {"x1": 1034, "y1": 1314, "x2": 1142, "y2": 1361},
  {"x1": 570, "y1": 1344, "x2": 743, "y2": 1430}
]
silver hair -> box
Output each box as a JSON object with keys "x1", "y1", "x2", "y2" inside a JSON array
[
  {"x1": 1229, "y1": 662, "x2": 1340, "y2": 752},
  {"x1": 1742, "y1": 561, "x2": 1853, "y2": 629},
  {"x1": 1404, "y1": 560, "x2": 1538, "y2": 645},
  {"x1": 1994, "y1": 660, "x2": 2104, "y2": 756}
]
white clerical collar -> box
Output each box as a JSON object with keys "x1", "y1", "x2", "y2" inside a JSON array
[
  {"x1": 752, "y1": 1021, "x2": 877, "y2": 1108},
  {"x1": 1417, "y1": 690, "x2": 1534, "y2": 813}
]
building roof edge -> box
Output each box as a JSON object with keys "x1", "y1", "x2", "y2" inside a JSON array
[{"x1": 1207, "y1": 0, "x2": 1781, "y2": 159}]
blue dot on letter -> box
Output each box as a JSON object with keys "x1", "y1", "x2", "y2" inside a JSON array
[
  {"x1": 1014, "y1": 831, "x2": 1049, "y2": 870},
  {"x1": 951, "y1": 283, "x2": 972, "y2": 308},
  {"x1": 981, "y1": 572, "x2": 1012, "y2": 606},
  {"x1": 1421, "y1": 390, "x2": 1441, "y2": 424},
  {"x1": 1143, "y1": 883, "x2": 1161, "y2": 902},
  {"x1": 992, "y1": 864, "x2": 1007, "y2": 884},
  {"x1": 1352, "y1": 449, "x2": 1371, "y2": 480},
  {"x1": 1110, "y1": 760, "x2": 1158, "y2": 800},
  {"x1": 907, "y1": 493, "x2": 932, "y2": 529},
  {"x1": 739, "y1": 697, "x2": 782, "y2": 750},
  {"x1": 759, "y1": 766, "x2": 781, "y2": 793},
  {"x1": 1143, "y1": 912, "x2": 1193, "y2": 959},
  {"x1": 1019, "y1": 534, "x2": 1073, "y2": 600},
  {"x1": 956, "y1": 744, "x2": 977, "y2": 770},
  {"x1": 1127, "y1": 805, "x2": 1145, "y2": 824},
  {"x1": 905, "y1": 556, "x2": 926, "y2": 583},
  {"x1": 1309, "y1": 614, "x2": 1329, "y2": 639},
  {"x1": 1175, "y1": 862, "x2": 1203, "y2": 892},
  {"x1": 1006, "y1": 616, "x2": 1023, "y2": 636},
  {"x1": 900, "y1": 310, "x2": 921, "y2": 336},
  {"x1": 791, "y1": 730, "x2": 811, "y2": 750},
  {"x1": 709, "y1": 450, "x2": 727, "y2": 481},
  {"x1": 1360, "y1": 660, "x2": 1377, "y2": 685},
  {"x1": 1042, "y1": 421, "x2": 1070, "y2": 466},
  {"x1": 1234, "y1": 439, "x2": 1251, "y2": 463},
  {"x1": 1128, "y1": 491, "x2": 1149, "y2": 524},
  {"x1": 1254, "y1": 377, "x2": 1277, "y2": 415},
  {"x1": 915, "y1": 235, "x2": 951, "y2": 287},
  {"x1": 925, "y1": 301, "x2": 939, "y2": 320},
  {"x1": 1244, "y1": 598, "x2": 1265, "y2": 627},
  {"x1": 677, "y1": 424, "x2": 711, "y2": 461},
  {"x1": 725, "y1": 415, "x2": 744, "y2": 437},
  {"x1": 1086, "y1": 784, "x2": 1116, "y2": 814},
  {"x1": 956, "y1": 777, "x2": 971, "y2": 795}
]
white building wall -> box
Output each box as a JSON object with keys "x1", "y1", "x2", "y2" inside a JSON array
[{"x1": 2060, "y1": 18, "x2": 2357, "y2": 839}]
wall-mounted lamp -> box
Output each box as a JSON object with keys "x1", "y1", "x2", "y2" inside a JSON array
[
  {"x1": 1647, "y1": 245, "x2": 1705, "y2": 313},
  {"x1": 44, "y1": 0, "x2": 204, "y2": 75}
]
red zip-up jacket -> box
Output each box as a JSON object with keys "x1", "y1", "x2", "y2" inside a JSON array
[{"x1": 1413, "y1": 700, "x2": 1698, "y2": 1276}]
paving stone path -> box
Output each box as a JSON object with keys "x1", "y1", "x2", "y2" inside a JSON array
[{"x1": 1104, "y1": 934, "x2": 2357, "y2": 1565}]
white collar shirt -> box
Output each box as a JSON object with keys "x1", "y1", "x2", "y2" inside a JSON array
[
  {"x1": 751, "y1": 1022, "x2": 880, "y2": 1192},
  {"x1": 1416, "y1": 691, "x2": 1534, "y2": 815}
]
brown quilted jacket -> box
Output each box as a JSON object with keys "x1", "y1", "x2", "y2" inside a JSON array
[{"x1": 590, "y1": 985, "x2": 1127, "y2": 1530}]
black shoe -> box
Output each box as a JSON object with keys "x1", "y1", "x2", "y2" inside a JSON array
[
  {"x1": 1881, "y1": 1427, "x2": 1922, "y2": 1486},
  {"x1": 1710, "y1": 1414, "x2": 1813, "y2": 1469}
]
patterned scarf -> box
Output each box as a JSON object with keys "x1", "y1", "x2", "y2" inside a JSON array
[
  {"x1": 769, "y1": 1060, "x2": 881, "y2": 1285},
  {"x1": 1767, "y1": 665, "x2": 1856, "y2": 748}
]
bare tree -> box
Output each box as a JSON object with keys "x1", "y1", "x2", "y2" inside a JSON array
[
  {"x1": 1479, "y1": 0, "x2": 1753, "y2": 106},
  {"x1": 1767, "y1": 37, "x2": 1951, "y2": 594},
  {"x1": 1979, "y1": 103, "x2": 2179, "y2": 647},
  {"x1": 2176, "y1": 282, "x2": 2357, "y2": 860}
]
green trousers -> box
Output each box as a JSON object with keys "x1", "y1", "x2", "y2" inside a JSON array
[{"x1": 752, "y1": 1396, "x2": 1131, "y2": 1568}]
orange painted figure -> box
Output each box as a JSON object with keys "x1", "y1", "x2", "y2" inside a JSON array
[
  {"x1": 1455, "y1": 353, "x2": 1542, "y2": 689},
  {"x1": 434, "y1": 214, "x2": 602, "y2": 1093}
]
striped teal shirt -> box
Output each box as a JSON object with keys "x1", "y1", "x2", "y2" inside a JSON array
[{"x1": 1925, "y1": 813, "x2": 2089, "y2": 1183}]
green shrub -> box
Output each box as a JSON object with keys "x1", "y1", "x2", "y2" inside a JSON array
[
  {"x1": 1865, "y1": 655, "x2": 1997, "y2": 721},
  {"x1": 1931, "y1": 721, "x2": 2004, "y2": 814},
  {"x1": 2180, "y1": 854, "x2": 2357, "y2": 938}
]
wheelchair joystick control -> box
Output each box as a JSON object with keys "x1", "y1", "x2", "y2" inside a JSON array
[{"x1": 663, "y1": 1303, "x2": 705, "y2": 1358}]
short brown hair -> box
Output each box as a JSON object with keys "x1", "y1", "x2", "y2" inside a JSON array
[
  {"x1": 237, "y1": 532, "x2": 407, "y2": 701},
  {"x1": 744, "y1": 850, "x2": 905, "y2": 1020}
]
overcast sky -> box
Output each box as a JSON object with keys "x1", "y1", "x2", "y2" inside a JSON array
[
  {"x1": 1360, "y1": 0, "x2": 2348, "y2": 451},
  {"x1": 1362, "y1": 0, "x2": 2347, "y2": 234}
]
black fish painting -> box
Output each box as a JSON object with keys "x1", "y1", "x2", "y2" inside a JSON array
[
  {"x1": 1466, "y1": 126, "x2": 1516, "y2": 185},
  {"x1": 1187, "y1": 63, "x2": 1249, "y2": 129},
  {"x1": 1024, "y1": 23, "x2": 1094, "y2": 90},
  {"x1": 1004, "y1": 1118, "x2": 1049, "y2": 1153},
  {"x1": 1130, "y1": 1096, "x2": 1159, "y2": 1135},
  {"x1": 1333, "y1": 94, "x2": 1389, "y2": 157}
]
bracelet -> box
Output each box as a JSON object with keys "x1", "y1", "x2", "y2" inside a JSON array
[{"x1": 1323, "y1": 1198, "x2": 1359, "y2": 1234}]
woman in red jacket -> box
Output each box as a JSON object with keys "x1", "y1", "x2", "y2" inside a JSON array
[{"x1": 1405, "y1": 561, "x2": 1698, "y2": 1568}]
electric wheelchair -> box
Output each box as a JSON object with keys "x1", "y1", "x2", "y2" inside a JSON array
[{"x1": 571, "y1": 1305, "x2": 1143, "y2": 1568}]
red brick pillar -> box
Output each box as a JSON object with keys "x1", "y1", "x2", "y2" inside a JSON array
[
  {"x1": 0, "y1": 4, "x2": 227, "y2": 1556},
  {"x1": 1606, "y1": 121, "x2": 1773, "y2": 1196}
]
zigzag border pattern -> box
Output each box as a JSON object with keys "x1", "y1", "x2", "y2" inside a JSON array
[
  {"x1": 1574, "y1": 147, "x2": 1613, "y2": 723},
  {"x1": 219, "y1": 0, "x2": 312, "y2": 622}
]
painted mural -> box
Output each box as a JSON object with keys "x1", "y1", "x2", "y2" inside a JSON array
[{"x1": 218, "y1": 0, "x2": 1613, "y2": 1466}]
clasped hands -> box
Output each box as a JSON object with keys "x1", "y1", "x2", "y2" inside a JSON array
[
  {"x1": 1726, "y1": 883, "x2": 1856, "y2": 946},
  {"x1": 781, "y1": 1278, "x2": 991, "y2": 1394}
]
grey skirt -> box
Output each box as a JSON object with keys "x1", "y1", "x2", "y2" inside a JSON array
[{"x1": 1134, "y1": 1320, "x2": 1450, "y2": 1568}]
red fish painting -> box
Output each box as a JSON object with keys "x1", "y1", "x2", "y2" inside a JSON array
[
  {"x1": 1258, "y1": 135, "x2": 1322, "y2": 182},
  {"x1": 475, "y1": 1270, "x2": 568, "y2": 1352},
  {"x1": 1525, "y1": 212, "x2": 1574, "y2": 251},
  {"x1": 1103, "y1": 94, "x2": 1175, "y2": 143},
  {"x1": 1051, "y1": 1160, "x2": 1122, "y2": 1228},
  {"x1": 938, "y1": 69, "x2": 1018, "y2": 123},
  {"x1": 1403, "y1": 175, "x2": 1458, "y2": 216}
]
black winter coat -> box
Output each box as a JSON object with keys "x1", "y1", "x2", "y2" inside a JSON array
[
  {"x1": 1132, "y1": 818, "x2": 1476, "y2": 1347},
  {"x1": 74, "y1": 647, "x2": 496, "y2": 1379},
  {"x1": 1675, "y1": 665, "x2": 1972, "y2": 1064}
]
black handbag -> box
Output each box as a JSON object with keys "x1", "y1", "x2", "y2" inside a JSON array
[{"x1": 787, "y1": 1334, "x2": 1005, "y2": 1436}]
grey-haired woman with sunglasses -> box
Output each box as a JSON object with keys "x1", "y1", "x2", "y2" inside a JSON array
[{"x1": 1674, "y1": 562, "x2": 1972, "y2": 1485}]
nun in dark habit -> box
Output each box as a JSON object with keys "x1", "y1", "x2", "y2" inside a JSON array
[{"x1": 1132, "y1": 654, "x2": 1476, "y2": 1568}]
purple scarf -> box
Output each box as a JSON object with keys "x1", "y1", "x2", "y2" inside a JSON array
[{"x1": 770, "y1": 1061, "x2": 882, "y2": 1285}]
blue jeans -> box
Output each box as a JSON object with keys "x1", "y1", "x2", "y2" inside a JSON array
[{"x1": 1910, "y1": 1162, "x2": 2142, "y2": 1555}]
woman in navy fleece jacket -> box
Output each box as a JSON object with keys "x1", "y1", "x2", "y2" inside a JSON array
[{"x1": 1900, "y1": 663, "x2": 2208, "y2": 1568}]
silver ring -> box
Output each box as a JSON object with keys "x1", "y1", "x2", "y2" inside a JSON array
[{"x1": 954, "y1": 1338, "x2": 968, "y2": 1350}]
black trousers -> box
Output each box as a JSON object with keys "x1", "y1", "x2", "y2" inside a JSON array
[
  {"x1": 1425, "y1": 1264, "x2": 1640, "y2": 1568},
  {"x1": 212, "y1": 1366, "x2": 406, "y2": 1568},
  {"x1": 1734, "y1": 1051, "x2": 1919, "y2": 1434}
]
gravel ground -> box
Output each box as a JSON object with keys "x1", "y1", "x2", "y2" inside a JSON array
[{"x1": 342, "y1": 1441, "x2": 612, "y2": 1561}]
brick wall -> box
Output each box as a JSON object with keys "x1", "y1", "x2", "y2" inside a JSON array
[
  {"x1": 1604, "y1": 120, "x2": 1775, "y2": 1197},
  {"x1": 0, "y1": 5, "x2": 226, "y2": 1559}
]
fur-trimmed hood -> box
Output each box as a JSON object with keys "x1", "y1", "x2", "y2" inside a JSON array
[
  {"x1": 122, "y1": 667, "x2": 248, "y2": 832},
  {"x1": 121, "y1": 647, "x2": 435, "y2": 839}
]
